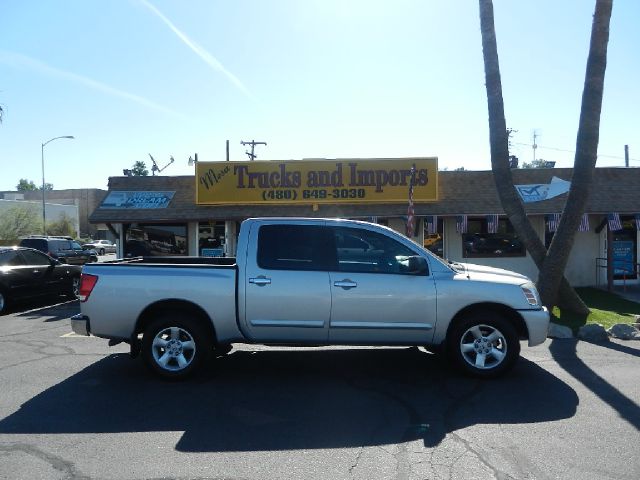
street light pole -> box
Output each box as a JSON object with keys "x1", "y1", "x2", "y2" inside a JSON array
[{"x1": 41, "y1": 135, "x2": 74, "y2": 235}]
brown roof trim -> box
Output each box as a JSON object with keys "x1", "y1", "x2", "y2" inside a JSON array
[{"x1": 89, "y1": 167, "x2": 640, "y2": 223}]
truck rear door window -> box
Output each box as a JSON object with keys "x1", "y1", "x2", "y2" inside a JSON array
[{"x1": 257, "y1": 225, "x2": 336, "y2": 271}]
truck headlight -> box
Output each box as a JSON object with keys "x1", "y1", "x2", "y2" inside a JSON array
[{"x1": 521, "y1": 282, "x2": 540, "y2": 306}]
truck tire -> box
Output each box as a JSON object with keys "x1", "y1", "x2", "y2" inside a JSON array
[
  {"x1": 142, "y1": 313, "x2": 210, "y2": 379},
  {"x1": 0, "y1": 290, "x2": 8, "y2": 315},
  {"x1": 447, "y1": 311, "x2": 520, "y2": 378}
]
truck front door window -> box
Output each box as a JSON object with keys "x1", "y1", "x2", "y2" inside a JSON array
[{"x1": 334, "y1": 227, "x2": 417, "y2": 274}]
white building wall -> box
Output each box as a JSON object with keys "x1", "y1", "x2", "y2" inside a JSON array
[
  {"x1": 563, "y1": 226, "x2": 601, "y2": 287},
  {"x1": 0, "y1": 199, "x2": 80, "y2": 237}
]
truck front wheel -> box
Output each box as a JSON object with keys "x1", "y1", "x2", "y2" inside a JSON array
[
  {"x1": 142, "y1": 314, "x2": 210, "y2": 379},
  {"x1": 447, "y1": 312, "x2": 520, "y2": 378}
]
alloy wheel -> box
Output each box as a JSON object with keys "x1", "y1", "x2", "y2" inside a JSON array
[
  {"x1": 151, "y1": 326, "x2": 197, "y2": 372},
  {"x1": 459, "y1": 324, "x2": 507, "y2": 370}
]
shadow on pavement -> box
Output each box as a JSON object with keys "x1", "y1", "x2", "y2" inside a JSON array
[
  {"x1": 590, "y1": 339, "x2": 640, "y2": 358},
  {"x1": 0, "y1": 347, "x2": 577, "y2": 451},
  {"x1": 2, "y1": 297, "x2": 79, "y2": 321},
  {"x1": 17, "y1": 299, "x2": 79, "y2": 322},
  {"x1": 549, "y1": 339, "x2": 640, "y2": 429}
]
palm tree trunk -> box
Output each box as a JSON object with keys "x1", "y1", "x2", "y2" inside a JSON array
[
  {"x1": 479, "y1": 0, "x2": 589, "y2": 314},
  {"x1": 537, "y1": 0, "x2": 613, "y2": 308}
]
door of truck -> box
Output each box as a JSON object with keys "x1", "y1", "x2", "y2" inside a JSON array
[
  {"x1": 243, "y1": 222, "x2": 334, "y2": 343},
  {"x1": 327, "y1": 226, "x2": 437, "y2": 344}
]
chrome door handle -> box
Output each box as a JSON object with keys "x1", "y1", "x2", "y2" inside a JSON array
[
  {"x1": 334, "y1": 280, "x2": 357, "y2": 289},
  {"x1": 249, "y1": 276, "x2": 271, "y2": 286}
]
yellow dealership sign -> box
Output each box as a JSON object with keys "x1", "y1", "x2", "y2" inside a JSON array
[{"x1": 196, "y1": 158, "x2": 438, "y2": 205}]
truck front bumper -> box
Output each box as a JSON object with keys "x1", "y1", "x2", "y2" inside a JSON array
[
  {"x1": 71, "y1": 313, "x2": 91, "y2": 336},
  {"x1": 520, "y1": 307, "x2": 550, "y2": 346}
]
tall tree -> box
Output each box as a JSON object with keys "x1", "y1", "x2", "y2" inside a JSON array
[
  {"x1": 16, "y1": 179, "x2": 37, "y2": 191},
  {"x1": 478, "y1": 0, "x2": 613, "y2": 313},
  {"x1": 0, "y1": 206, "x2": 40, "y2": 244},
  {"x1": 46, "y1": 212, "x2": 77, "y2": 237},
  {"x1": 131, "y1": 161, "x2": 149, "y2": 176},
  {"x1": 521, "y1": 159, "x2": 552, "y2": 169}
]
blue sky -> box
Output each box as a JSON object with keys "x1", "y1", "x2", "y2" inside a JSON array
[{"x1": 0, "y1": 0, "x2": 637, "y2": 191}]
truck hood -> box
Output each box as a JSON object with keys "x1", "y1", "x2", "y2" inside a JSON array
[{"x1": 450, "y1": 261, "x2": 531, "y2": 285}]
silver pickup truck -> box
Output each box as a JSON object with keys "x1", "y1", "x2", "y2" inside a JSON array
[{"x1": 71, "y1": 218, "x2": 549, "y2": 379}]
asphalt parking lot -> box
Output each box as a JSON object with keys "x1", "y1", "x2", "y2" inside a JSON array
[{"x1": 0, "y1": 300, "x2": 638, "y2": 480}]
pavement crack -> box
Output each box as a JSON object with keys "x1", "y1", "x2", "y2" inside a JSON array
[
  {"x1": 449, "y1": 432, "x2": 516, "y2": 480},
  {"x1": 348, "y1": 446, "x2": 365, "y2": 476}
]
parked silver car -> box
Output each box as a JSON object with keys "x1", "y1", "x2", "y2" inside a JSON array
[{"x1": 83, "y1": 239, "x2": 117, "y2": 255}]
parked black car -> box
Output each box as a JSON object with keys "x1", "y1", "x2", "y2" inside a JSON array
[
  {"x1": 0, "y1": 246, "x2": 82, "y2": 314},
  {"x1": 19, "y1": 236, "x2": 97, "y2": 265}
]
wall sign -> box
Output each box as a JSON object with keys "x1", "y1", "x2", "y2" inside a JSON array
[
  {"x1": 201, "y1": 248, "x2": 224, "y2": 257},
  {"x1": 515, "y1": 176, "x2": 570, "y2": 203},
  {"x1": 195, "y1": 158, "x2": 438, "y2": 205},
  {"x1": 612, "y1": 240, "x2": 635, "y2": 276},
  {"x1": 100, "y1": 191, "x2": 175, "y2": 209}
]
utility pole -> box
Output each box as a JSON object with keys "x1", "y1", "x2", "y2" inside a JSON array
[
  {"x1": 532, "y1": 130, "x2": 540, "y2": 163},
  {"x1": 240, "y1": 140, "x2": 267, "y2": 161},
  {"x1": 624, "y1": 144, "x2": 629, "y2": 167}
]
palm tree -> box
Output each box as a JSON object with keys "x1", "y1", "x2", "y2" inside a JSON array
[
  {"x1": 536, "y1": 0, "x2": 613, "y2": 308},
  {"x1": 478, "y1": 0, "x2": 612, "y2": 313}
]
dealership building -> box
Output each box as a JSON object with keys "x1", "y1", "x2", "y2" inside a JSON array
[{"x1": 89, "y1": 158, "x2": 640, "y2": 288}]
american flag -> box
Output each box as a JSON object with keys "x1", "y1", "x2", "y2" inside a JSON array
[
  {"x1": 578, "y1": 213, "x2": 590, "y2": 232},
  {"x1": 425, "y1": 215, "x2": 437, "y2": 235},
  {"x1": 635, "y1": 214, "x2": 640, "y2": 232},
  {"x1": 607, "y1": 213, "x2": 623, "y2": 231},
  {"x1": 487, "y1": 214, "x2": 499, "y2": 234},
  {"x1": 456, "y1": 215, "x2": 468, "y2": 233},
  {"x1": 546, "y1": 213, "x2": 561, "y2": 232},
  {"x1": 406, "y1": 164, "x2": 416, "y2": 237}
]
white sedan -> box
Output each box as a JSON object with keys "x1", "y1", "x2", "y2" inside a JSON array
[{"x1": 83, "y1": 240, "x2": 117, "y2": 255}]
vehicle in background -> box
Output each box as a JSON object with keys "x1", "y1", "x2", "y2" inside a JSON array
[
  {"x1": 73, "y1": 218, "x2": 549, "y2": 380},
  {"x1": 423, "y1": 233, "x2": 444, "y2": 257},
  {"x1": 82, "y1": 239, "x2": 117, "y2": 255},
  {"x1": 0, "y1": 246, "x2": 81, "y2": 314},
  {"x1": 19, "y1": 236, "x2": 97, "y2": 265}
]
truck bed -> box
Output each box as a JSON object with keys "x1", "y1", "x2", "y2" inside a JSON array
[{"x1": 101, "y1": 256, "x2": 237, "y2": 266}]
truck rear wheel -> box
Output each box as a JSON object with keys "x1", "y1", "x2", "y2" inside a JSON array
[
  {"x1": 447, "y1": 311, "x2": 520, "y2": 378},
  {"x1": 142, "y1": 314, "x2": 210, "y2": 379}
]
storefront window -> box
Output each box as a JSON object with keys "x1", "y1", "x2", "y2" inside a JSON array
[
  {"x1": 462, "y1": 218, "x2": 525, "y2": 258},
  {"x1": 124, "y1": 223, "x2": 188, "y2": 257},
  {"x1": 198, "y1": 221, "x2": 226, "y2": 256},
  {"x1": 423, "y1": 218, "x2": 444, "y2": 258}
]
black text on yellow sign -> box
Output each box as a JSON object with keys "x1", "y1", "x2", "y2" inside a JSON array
[{"x1": 196, "y1": 158, "x2": 438, "y2": 205}]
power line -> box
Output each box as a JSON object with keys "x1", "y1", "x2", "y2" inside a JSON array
[{"x1": 513, "y1": 142, "x2": 639, "y2": 162}]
